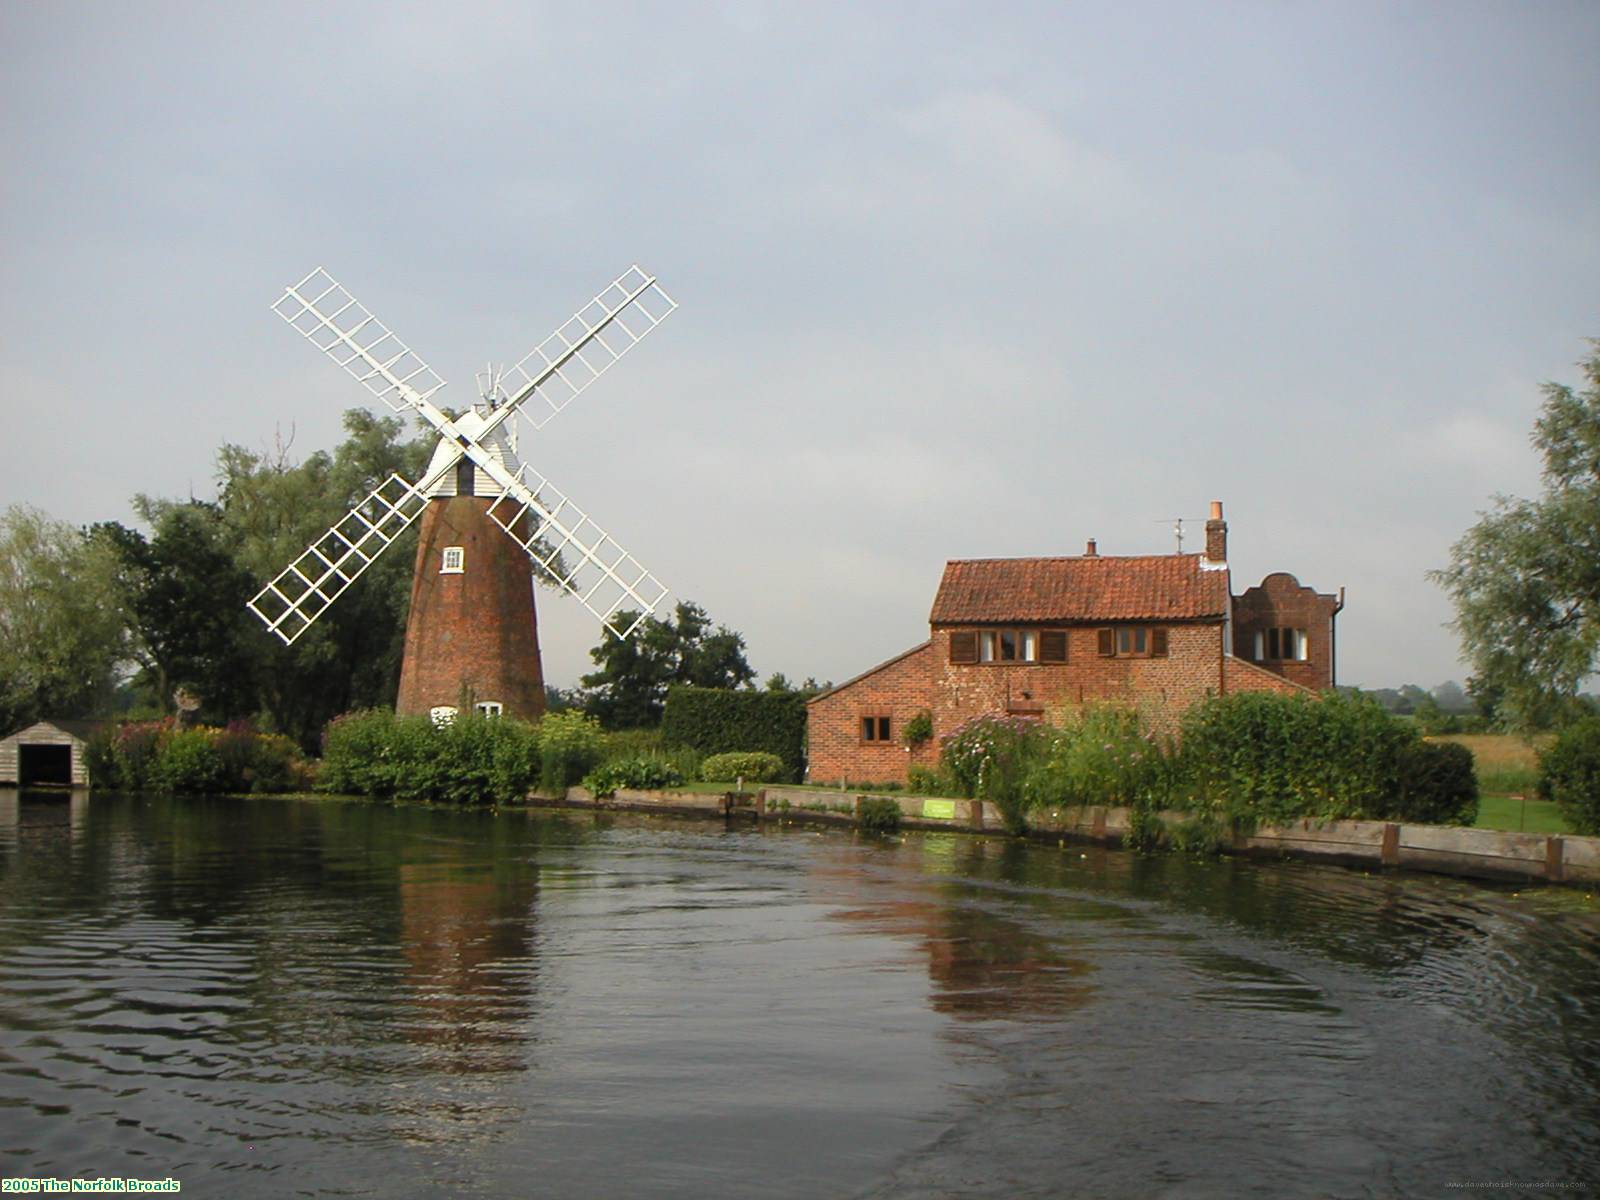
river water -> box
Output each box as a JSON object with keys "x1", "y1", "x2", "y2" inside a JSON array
[{"x1": 1, "y1": 791, "x2": 1596, "y2": 1197}]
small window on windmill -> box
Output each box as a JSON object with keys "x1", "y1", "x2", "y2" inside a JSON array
[
  {"x1": 430, "y1": 706, "x2": 458, "y2": 727},
  {"x1": 441, "y1": 546, "x2": 465, "y2": 574},
  {"x1": 475, "y1": 701, "x2": 503, "y2": 718}
]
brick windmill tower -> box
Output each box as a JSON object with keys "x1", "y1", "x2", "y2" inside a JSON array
[{"x1": 247, "y1": 266, "x2": 676, "y2": 722}]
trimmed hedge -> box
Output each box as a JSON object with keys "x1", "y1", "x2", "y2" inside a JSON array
[
  {"x1": 660, "y1": 686, "x2": 806, "y2": 781},
  {"x1": 700, "y1": 751, "x2": 785, "y2": 784}
]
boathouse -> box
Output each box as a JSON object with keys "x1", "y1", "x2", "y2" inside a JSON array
[{"x1": 0, "y1": 719, "x2": 106, "y2": 788}]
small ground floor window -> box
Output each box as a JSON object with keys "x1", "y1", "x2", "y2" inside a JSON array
[{"x1": 861, "y1": 715, "x2": 892, "y2": 743}]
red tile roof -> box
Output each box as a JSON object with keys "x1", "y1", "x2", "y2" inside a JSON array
[{"x1": 929, "y1": 554, "x2": 1229, "y2": 624}]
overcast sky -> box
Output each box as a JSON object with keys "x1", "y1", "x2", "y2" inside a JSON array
[{"x1": 2, "y1": 2, "x2": 1596, "y2": 692}]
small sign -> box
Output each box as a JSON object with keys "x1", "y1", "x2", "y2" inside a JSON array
[{"x1": 921, "y1": 799, "x2": 957, "y2": 820}]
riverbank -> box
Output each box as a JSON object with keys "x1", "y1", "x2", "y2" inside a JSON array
[{"x1": 531, "y1": 783, "x2": 1600, "y2": 889}]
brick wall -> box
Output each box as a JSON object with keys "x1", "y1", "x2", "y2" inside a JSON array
[
  {"x1": 1223, "y1": 655, "x2": 1312, "y2": 696},
  {"x1": 1231, "y1": 572, "x2": 1340, "y2": 691},
  {"x1": 806, "y1": 642, "x2": 936, "y2": 785},
  {"x1": 395, "y1": 497, "x2": 547, "y2": 720},
  {"x1": 929, "y1": 622, "x2": 1226, "y2": 739}
]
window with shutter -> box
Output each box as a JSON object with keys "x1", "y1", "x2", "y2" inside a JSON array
[
  {"x1": 1150, "y1": 628, "x2": 1168, "y2": 658},
  {"x1": 1040, "y1": 630, "x2": 1068, "y2": 662},
  {"x1": 950, "y1": 632, "x2": 978, "y2": 663},
  {"x1": 1097, "y1": 628, "x2": 1115, "y2": 656}
]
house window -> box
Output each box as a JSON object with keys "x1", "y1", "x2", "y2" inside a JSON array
[
  {"x1": 1040, "y1": 630, "x2": 1068, "y2": 662},
  {"x1": 429, "y1": 706, "x2": 458, "y2": 726},
  {"x1": 474, "y1": 701, "x2": 504, "y2": 718},
  {"x1": 1255, "y1": 628, "x2": 1308, "y2": 661},
  {"x1": 1097, "y1": 626, "x2": 1169, "y2": 658},
  {"x1": 861, "y1": 715, "x2": 892, "y2": 743},
  {"x1": 441, "y1": 546, "x2": 465, "y2": 574},
  {"x1": 960, "y1": 628, "x2": 1065, "y2": 664}
]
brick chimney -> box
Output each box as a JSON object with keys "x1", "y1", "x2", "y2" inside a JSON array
[
  {"x1": 1084, "y1": 538, "x2": 1098, "y2": 557},
  {"x1": 1204, "y1": 501, "x2": 1227, "y2": 565}
]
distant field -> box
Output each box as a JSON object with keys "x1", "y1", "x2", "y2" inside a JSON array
[
  {"x1": 1428, "y1": 732, "x2": 1546, "y2": 796},
  {"x1": 1423, "y1": 733, "x2": 1572, "y2": 834}
]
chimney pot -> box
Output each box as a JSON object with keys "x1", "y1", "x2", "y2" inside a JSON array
[
  {"x1": 1085, "y1": 538, "x2": 1098, "y2": 557},
  {"x1": 1204, "y1": 501, "x2": 1227, "y2": 564}
]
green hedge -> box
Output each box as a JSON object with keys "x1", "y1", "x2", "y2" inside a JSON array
[{"x1": 660, "y1": 686, "x2": 807, "y2": 781}]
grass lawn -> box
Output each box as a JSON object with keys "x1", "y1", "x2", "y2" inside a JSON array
[{"x1": 1474, "y1": 792, "x2": 1571, "y2": 835}]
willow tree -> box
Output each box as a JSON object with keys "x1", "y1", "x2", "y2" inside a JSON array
[
  {"x1": 0, "y1": 506, "x2": 129, "y2": 732},
  {"x1": 1432, "y1": 343, "x2": 1600, "y2": 729}
]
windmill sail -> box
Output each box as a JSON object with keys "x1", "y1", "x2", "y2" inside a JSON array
[
  {"x1": 247, "y1": 473, "x2": 430, "y2": 644},
  {"x1": 487, "y1": 463, "x2": 668, "y2": 639},
  {"x1": 250, "y1": 265, "x2": 676, "y2": 649},
  {"x1": 497, "y1": 266, "x2": 677, "y2": 432}
]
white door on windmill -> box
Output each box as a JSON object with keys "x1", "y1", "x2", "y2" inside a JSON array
[{"x1": 247, "y1": 266, "x2": 677, "y2": 645}]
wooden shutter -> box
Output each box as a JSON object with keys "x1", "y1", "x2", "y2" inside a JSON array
[
  {"x1": 1150, "y1": 627, "x2": 1168, "y2": 658},
  {"x1": 949, "y1": 631, "x2": 978, "y2": 663},
  {"x1": 1096, "y1": 628, "x2": 1115, "y2": 657},
  {"x1": 1040, "y1": 630, "x2": 1068, "y2": 662}
]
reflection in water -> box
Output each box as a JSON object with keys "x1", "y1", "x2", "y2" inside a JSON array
[{"x1": 0, "y1": 794, "x2": 1596, "y2": 1198}]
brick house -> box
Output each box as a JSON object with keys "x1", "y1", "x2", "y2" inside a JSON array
[{"x1": 806, "y1": 502, "x2": 1343, "y2": 785}]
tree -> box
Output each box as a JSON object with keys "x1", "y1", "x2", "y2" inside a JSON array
[
  {"x1": 0, "y1": 506, "x2": 129, "y2": 732},
  {"x1": 214, "y1": 410, "x2": 433, "y2": 746},
  {"x1": 93, "y1": 500, "x2": 260, "y2": 723},
  {"x1": 1432, "y1": 343, "x2": 1600, "y2": 730},
  {"x1": 581, "y1": 600, "x2": 756, "y2": 728}
]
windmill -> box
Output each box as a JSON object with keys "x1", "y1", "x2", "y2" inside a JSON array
[{"x1": 247, "y1": 265, "x2": 676, "y2": 723}]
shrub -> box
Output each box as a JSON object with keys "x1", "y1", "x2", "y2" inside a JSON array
[
  {"x1": 661, "y1": 686, "x2": 807, "y2": 781},
  {"x1": 89, "y1": 719, "x2": 309, "y2": 794},
  {"x1": 111, "y1": 720, "x2": 170, "y2": 791},
  {"x1": 151, "y1": 728, "x2": 228, "y2": 793},
  {"x1": 321, "y1": 709, "x2": 408, "y2": 797},
  {"x1": 940, "y1": 714, "x2": 1054, "y2": 833},
  {"x1": 700, "y1": 751, "x2": 785, "y2": 784},
  {"x1": 598, "y1": 728, "x2": 666, "y2": 759},
  {"x1": 1023, "y1": 705, "x2": 1174, "y2": 812},
  {"x1": 214, "y1": 721, "x2": 303, "y2": 793},
  {"x1": 857, "y1": 796, "x2": 902, "y2": 834},
  {"x1": 906, "y1": 765, "x2": 963, "y2": 797},
  {"x1": 901, "y1": 709, "x2": 933, "y2": 747},
  {"x1": 583, "y1": 757, "x2": 686, "y2": 798},
  {"x1": 84, "y1": 728, "x2": 118, "y2": 788},
  {"x1": 320, "y1": 708, "x2": 539, "y2": 804},
  {"x1": 1390, "y1": 740, "x2": 1479, "y2": 825},
  {"x1": 1538, "y1": 717, "x2": 1600, "y2": 836},
  {"x1": 538, "y1": 710, "x2": 604, "y2": 793}
]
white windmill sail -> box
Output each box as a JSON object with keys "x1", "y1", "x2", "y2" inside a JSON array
[{"x1": 248, "y1": 266, "x2": 676, "y2": 645}]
